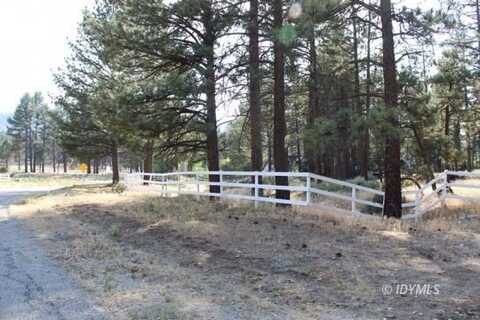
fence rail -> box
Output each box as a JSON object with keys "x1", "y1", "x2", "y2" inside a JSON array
[
  {"x1": 126, "y1": 171, "x2": 388, "y2": 215},
  {"x1": 0, "y1": 173, "x2": 10, "y2": 181},
  {"x1": 403, "y1": 170, "x2": 480, "y2": 219},
  {"x1": 126, "y1": 170, "x2": 480, "y2": 219}
]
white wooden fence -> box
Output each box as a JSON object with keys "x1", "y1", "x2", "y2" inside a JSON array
[
  {"x1": 0, "y1": 173, "x2": 10, "y2": 181},
  {"x1": 405, "y1": 170, "x2": 480, "y2": 219},
  {"x1": 126, "y1": 170, "x2": 480, "y2": 219},
  {"x1": 125, "y1": 171, "x2": 387, "y2": 215}
]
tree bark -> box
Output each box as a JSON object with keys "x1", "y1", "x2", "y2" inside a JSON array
[
  {"x1": 444, "y1": 82, "x2": 452, "y2": 169},
  {"x1": 29, "y1": 129, "x2": 33, "y2": 173},
  {"x1": 94, "y1": 159, "x2": 99, "y2": 174},
  {"x1": 381, "y1": 0, "x2": 402, "y2": 218},
  {"x1": 24, "y1": 129, "x2": 28, "y2": 173},
  {"x1": 361, "y1": 7, "x2": 373, "y2": 180},
  {"x1": 63, "y1": 153, "x2": 68, "y2": 173},
  {"x1": 143, "y1": 139, "x2": 154, "y2": 184},
  {"x1": 306, "y1": 22, "x2": 319, "y2": 173},
  {"x1": 352, "y1": 7, "x2": 361, "y2": 175},
  {"x1": 52, "y1": 142, "x2": 56, "y2": 173},
  {"x1": 203, "y1": 5, "x2": 221, "y2": 194},
  {"x1": 111, "y1": 140, "x2": 120, "y2": 184},
  {"x1": 249, "y1": 0, "x2": 263, "y2": 177},
  {"x1": 273, "y1": 0, "x2": 290, "y2": 200},
  {"x1": 41, "y1": 128, "x2": 46, "y2": 173},
  {"x1": 32, "y1": 147, "x2": 36, "y2": 173},
  {"x1": 267, "y1": 127, "x2": 273, "y2": 171},
  {"x1": 477, "y1": 0, "x2": 480, "y2": 65},
  {"x1": 294, "y1": 106, "x2": 302, "y2": 171}
]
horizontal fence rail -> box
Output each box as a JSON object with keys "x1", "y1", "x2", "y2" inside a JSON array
[
  {"x1": 126, "y1": 171, "x2": 390, "y2": 216},
  {"x1": 0, "y1": 173, "x2": 11, "y2": 180},
  {"x1": 125, "y1": 170, "x2": 480, "y2": 219},
  {"x1": 403, "y1": 170, "x2": 480, "y2": 219}
]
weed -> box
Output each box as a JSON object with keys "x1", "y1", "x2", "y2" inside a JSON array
[{"x1": 110, "y1": 224, "x2": 121, "y2": 238}]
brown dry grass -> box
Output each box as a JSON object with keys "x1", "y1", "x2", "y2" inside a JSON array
[
  {"x1": 9, "y1": 185, "x2": 480, "y2": 320},
  {"x1": 0, "y1": 174, "x2": 111, "y2": 189}
]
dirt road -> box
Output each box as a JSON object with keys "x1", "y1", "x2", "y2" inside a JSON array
[{"x1": 0, "y1": 189, "x2": 105, "y2": 320}]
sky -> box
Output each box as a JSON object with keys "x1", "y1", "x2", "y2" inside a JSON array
[
  {"x1": 0, "y1": 0, "x2": 436, "y2": 116},
  {"x1": 0, "y1": 0, "x2": 94, "y2": 114}
]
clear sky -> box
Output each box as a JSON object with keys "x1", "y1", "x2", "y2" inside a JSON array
[
  {"x1": 0, "y1": 0, "x2": 435, "y2": 116},
  {"x1": 0, "y1": 0, "x2": 94, "y2": 114}
]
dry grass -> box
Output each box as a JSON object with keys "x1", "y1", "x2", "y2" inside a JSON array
[
  {"x1": 9, "y1": 185, "x2": 480, "y2": 320},
  {"x1": 0, "y1": 174, "x2": 111, "y2": 189}
]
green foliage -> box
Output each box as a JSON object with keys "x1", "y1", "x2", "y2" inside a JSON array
[
  {"x1": 277, "y1": 24, "x2": 298, "y2": 46},
  {"x1": 220, "y1": 118, "x2": 250, "y2": 171},
  {"x1": 348, "y1": 176, "x2": 381, "y2": 190},
  {"x1": 4, "y1": 0, "x2": 478, "y2": 187}
]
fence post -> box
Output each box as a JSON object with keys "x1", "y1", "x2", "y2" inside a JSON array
[
  {"x1": 219, "y1": 171, "x2": 223, "y2": 197},
  {"x1": 177, "y1": 173, "x2": 181, "y2": 194},
  {"x1": 254, "y1": 173, "x2": 259, "y2": 208},
  {"x1": 442, "y1": 170, "x2": 448, "y2": 207},
  {"x1": 161, "y1": 175, "x2": 165, "y2": 196},
  {"x1": 306, "y1": 174, "x2": 311, "y2": 205},
  {"x1": 195, "y1": 174, "x2": 200, "y2": 195},
  {"x1": 414, "y1": 189, "x2": 421, "y2": 216},
  {"x1": 351, "y1": 186, "x2": 357, "y2": 213}
]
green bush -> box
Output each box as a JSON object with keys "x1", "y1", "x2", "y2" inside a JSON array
[
  {"x1": 112, "y1": 183, "x2": 127, "y2": 193},
  {"x1": 348, "y1": 176, "x2": 381, "y2": 190},
  {"x1": 313, "y1": 181, "x2": 350, "y2": 193},
  {"x1": 313, "y1": 176, "x2": 381, "y2": 193}
]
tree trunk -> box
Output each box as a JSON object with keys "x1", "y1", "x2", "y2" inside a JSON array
[
  {"x1": 32, "y1": 147, "x2": 36, "y2": 173},
  {"x1": 94, "y1": 159, "x2": 99, "y2": 174},
  {"x1": 24, "y1": 129, "x2": 28, "y2": 173},
  {"x1": 203, "y1": 6, "x2": 221, "y2": 195},
  {"x1": 381, "y1": 0, "x2": 402, "y2": 218},
  {"x1": 248, "y1": 0, "x2": 263, "y2": 196},
  {"x1": 294, "y1": 107, "x2": 302, "y2": 171},
  {"x1": 29, "y1": 129, "x2": 33, "y2": 173},
  {"x1": 267, "y1": 127, "x2": 273, "y2": 171},
  {"x1": 352, "y1": 7, "x2": 361, "y2": 175},
  {"x1": 111, "y1": 140, "x2": 120, "y2": 184},
  {"x1": 87, "y1": 161, "x2": 92, "y2": 174},
  {"x1": 444, "y1": 83, "x2": 452, "y2": 169},
  {"x1": 52, "y1": 142, "x2": 56, "y2": 173},
  {"x1": 467, "y1": 136, "x2": 473, "y2": 171},
  {"x1": 63, "y1": 153, "x2": 68, "y2": 173},
  {"x1": 249, "y1": 0, "x2": 263, "y2": 178},
  {"x1": 143, "y1": 139, "x2": 154, "y2": 184},
  {"x1": 41, "y1": 129, "x2": 46, "y2": 173},
  {"x1": 361, "y1": 7, "x2": 373, "y2": 180},
  {"x1": 273, "y1": 0, "x2": 290, "y2": 200},
  {"x1": 477, "y1": 0, "x2": 480, "y2": 65},
  {"x1": 306, "y1": 22, "x2": 319, "y2": 173}
]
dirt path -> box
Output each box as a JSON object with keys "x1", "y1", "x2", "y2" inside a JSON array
[{"x1": 0, "y1": 190, "x2": 105, "y2": 320}]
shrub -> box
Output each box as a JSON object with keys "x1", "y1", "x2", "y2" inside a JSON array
[
  {"x1": 112, "y1": 183, "x2": 127, "y2": 193},
  {"x1": 348, "y1": 176, "x2": 381, "y2": 190}
]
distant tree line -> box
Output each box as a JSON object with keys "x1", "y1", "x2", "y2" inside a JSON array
[{"x1": 6, "y1": 93, "x2": 64, "y2": 173}]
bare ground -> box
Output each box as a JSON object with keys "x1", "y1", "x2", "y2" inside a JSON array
[{"x1": 9, "y1": 185, "x2": 480, "y2": 320}]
